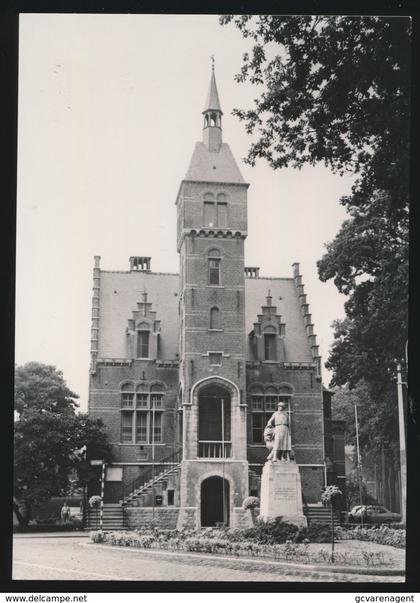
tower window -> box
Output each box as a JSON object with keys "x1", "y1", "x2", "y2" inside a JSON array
[
  {"x1": 209, "y1": 259, "x2": 221, "y2": 285},
  {"x1": 210, "y1": 306, "x2": 221, "y2": 329},
  {"x1": 264, "y1": 333, "x2": 277, "y2": 361},
  {"x1": 137, "y1": 330, "x2": 150, "y2": 358},
  {"x1": 204, "y1": 202, "x2": 216, "y2": 226},
  {"x1": 217, "y1": 203, "x2": 227, "y2": 228}
]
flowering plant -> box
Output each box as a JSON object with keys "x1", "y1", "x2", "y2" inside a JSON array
[
  {"x1": 89, "y1": 495, "x2": 102, "y2": 508},
  {"x1": 242, "y1": 496, "x2": 260, "y2": 510},
  {"x1": 321, "y1": 485, "x2": 342, "y2": 506}
]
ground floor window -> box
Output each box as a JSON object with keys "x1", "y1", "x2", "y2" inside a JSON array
[
  {"x1": 121, "y1": 410, "x2": 162, "y2": 444},
  {"x1": 250, "y1": 394, "x2": 291, "y2": 444}
]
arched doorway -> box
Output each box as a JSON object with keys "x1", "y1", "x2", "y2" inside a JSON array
[
  {"x1": 198, "y1": 385, "x2": 231, "y2": 458},
  {"x1": 200, "y1": 476, "x2": 230, "y2": 527}
]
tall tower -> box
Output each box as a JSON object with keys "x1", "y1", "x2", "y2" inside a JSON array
[{"x1": 176, "y1": 66, "x2": 250, "y2": 528}]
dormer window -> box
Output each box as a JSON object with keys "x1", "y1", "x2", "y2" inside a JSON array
[
  {"x1": 264, "y1": 333, "x2": 276, "y2": 361},
  {"x1": 137, "y1": 330, "x2": 150, "y2": 358}
]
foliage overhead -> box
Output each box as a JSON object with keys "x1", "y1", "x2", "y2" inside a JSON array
[
  {"x1": 220, "y1": 15, "x2": 410, "y2": 221},
  {"x1": 221, "y1": 16, "x2": 410, "y2": 443},
  {"x1": 15, "y1": 362, "x2": 79, "y2": 416}
]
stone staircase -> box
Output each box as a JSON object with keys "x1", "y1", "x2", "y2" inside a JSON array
[
  {"x1": 122, "y1": 464, "x2": 180, "y2": 505},
  {"x1": 85, "y1": 504, "x2": 126, "y2": 531},
  {"x1": 121, "y1": 448, "x2": 183, "y2": 507},
  {"x1": 306, "y1": 505, "x2": 340, "y2": 526}
]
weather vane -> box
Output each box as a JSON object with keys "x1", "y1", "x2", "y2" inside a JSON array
[{"x1": 210, "y1": 54, "x2": 215, "y2": 70}]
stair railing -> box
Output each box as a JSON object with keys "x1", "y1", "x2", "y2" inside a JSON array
[{"x1": 122, "y1": 447, "x2": 183, "y2": 503}]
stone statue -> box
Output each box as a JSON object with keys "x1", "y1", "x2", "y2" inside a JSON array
[{"x1": 265, "y1": 402, "x2": 291, "y2": 462}]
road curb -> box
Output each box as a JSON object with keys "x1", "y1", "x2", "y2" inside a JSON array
[
  {"x1": 14, "y1": 532, "x2": 90, "y2": 539},
  {"x1": 82, "y1": 542, "x2": 404, "y2": 577}
]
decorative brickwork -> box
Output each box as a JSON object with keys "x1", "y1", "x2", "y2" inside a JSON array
[{"x1": 87, "y1": 67, "x2": 343, "y2": 527}]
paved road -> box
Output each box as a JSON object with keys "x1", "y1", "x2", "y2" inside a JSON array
[{"x1": 13, "y1": 535, "x2": 404, "y2": 583}]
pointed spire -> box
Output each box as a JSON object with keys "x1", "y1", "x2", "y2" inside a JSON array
[{"x1": 203, "y1": 57, "x2": 223, "y2": 114}]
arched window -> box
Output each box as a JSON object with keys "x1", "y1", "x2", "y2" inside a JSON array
[
  {"x1": 204, "y1": 192, "x2": 215, "y2": 226},
  {"x1": 208, "y1": 250, "x2": 221, "y2": 286},
  {"x1": 210, "y1": 113, "x2": 217, "y2": 127},
  {"x1": 216, "y1": 193, "x2": 228, "y2": 228},
  {"x1": 210, "y1": 306, "x2": 220, "y2": 329},
  {"x1": 150, "y1": 383, "x2": 164, "y2": 409},
  {"x1": 121, "y1": 382, "x2": 135, "y2": 408}
]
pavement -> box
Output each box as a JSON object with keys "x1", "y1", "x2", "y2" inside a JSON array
[{"x1": 12, "y1": 535, "x2": 405, "y2": 582}]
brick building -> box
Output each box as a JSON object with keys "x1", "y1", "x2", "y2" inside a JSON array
[{"x1": 88, "y1": 67, "x2": 344, "y2": 529}]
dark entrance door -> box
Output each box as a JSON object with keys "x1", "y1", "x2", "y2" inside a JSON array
[{"x1": 200, "y1": 476, "x2": 230, "y2": 527}]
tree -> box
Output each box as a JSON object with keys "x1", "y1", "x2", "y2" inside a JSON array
[
  {"x1": 220, "y1": 16, "x2": 409, "y2": 448},
  {"x1": 220, "y1": 16, "x2": 410, "y2": 220},
  {"x1": 14, "y1": 363, "x2": 112, "y2": 526},
  {"x1": 15, "y1": 361, "x2": 79, "y2": 416},
  {"x1": 331, "y1": 382, "x2": 398, "y2": 452}
]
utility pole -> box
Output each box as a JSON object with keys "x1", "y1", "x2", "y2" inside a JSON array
[
  {"x1": 221, "y1": 398, "x2": 226, "y2": 526},
  {"x1": 151, "y1": 403, "x2": 155, "y2": 521},
  {"x1": 396, "y1": 361, "x2": 407, "y2": 524}
]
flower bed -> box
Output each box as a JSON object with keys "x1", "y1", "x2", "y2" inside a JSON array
[
  {"x1": 89, "y1": 528, "x2": 391, "y2": 567},
  {"x1": 336, "y1": 525, "x2": 405, "y2": 549}
]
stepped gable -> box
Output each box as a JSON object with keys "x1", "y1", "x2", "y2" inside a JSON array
[
  {"x1": 90, "y1": 256, "x2": 101, "y2": 374},
  {"x1": 184, "y1": 142, "x2": 246, "y2": 184},
  {"x1": 244, "y1": 272, "x2": 313, "y2": 363},
  {"x1": 292, "y1": 262, "x2": 322, "y2": 374},
  {"x1": 126, "y1": 290, "x2": 161, "y2": 333},
  {"x1": 97, "y1": 265, "x2": 179, "y2": 360},
  {"x1": 250, "y1": 290, "x2": 286, "y2": 337}
]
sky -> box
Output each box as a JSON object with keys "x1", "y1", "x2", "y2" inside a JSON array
[{"x1": 16, "y1": 14, "x2": 355, "y2": 412}]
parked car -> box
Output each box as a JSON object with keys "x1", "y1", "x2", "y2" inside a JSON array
[{"x1": 348, "y1": 504, "x2": 401, "y2": 523}]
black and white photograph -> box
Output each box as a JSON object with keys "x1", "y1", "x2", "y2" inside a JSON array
[{"x1": 12, "y1": 13, "x2": 410, "y2": 584}]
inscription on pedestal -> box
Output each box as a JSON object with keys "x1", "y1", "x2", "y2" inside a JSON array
[{"x1": 259, "y1": 462, "x2": 307, "y2": 527}]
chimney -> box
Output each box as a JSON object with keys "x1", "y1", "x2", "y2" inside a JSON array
[
  {"x1": 129, "y1": 256, "x2": 151, "y2": 271},
  {"x1": 244, "y1": 267, "x2": 260, "y2": 278}
]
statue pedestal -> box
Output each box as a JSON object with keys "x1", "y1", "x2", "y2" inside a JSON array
[{"x1": 259, "y1": 461, "x2": 307, "y2": 527}]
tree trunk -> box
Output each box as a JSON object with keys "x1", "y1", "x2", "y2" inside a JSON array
[
  {"x1": 250, "y1": 508, "x2": 256, "y2": 526},
  {"x1": 331, "y1": 504, "x2": 335, "y2": 563},
  {"x1": 13, "y1": 500, "x2": 31, "y2": 527}
]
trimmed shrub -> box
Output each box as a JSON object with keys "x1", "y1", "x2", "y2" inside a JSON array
[
  {"x1": 242, "y1": 517, "x2": 300, "y2": 544},
  {"x1": 299, "y1": 523, "x2": 332, "y2": 543}
]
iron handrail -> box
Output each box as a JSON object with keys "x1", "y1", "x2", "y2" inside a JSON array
[{"x1": 122, "y1": 447, "x2": 182, "y2": 502}]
